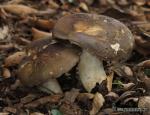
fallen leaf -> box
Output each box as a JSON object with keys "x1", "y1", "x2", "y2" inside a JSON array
[
  {"x1": 90, "y1": 92, "x2": 105, "y2": 115},
  {"x1": 30, "y1": 18, "x2": 55, "y2": 30},
  {"x1": 63, "y1": 88, "x2": 79, "y2": 103},
  {"x1": 137, "y1": 60, "x2": 150, "y2": 68},
  {"x1": 0, "y1": 4, "x2": 38, "y2": 15},
  {"x1": 123, "y1": 97, "x2": 138, "y2": 105},
  {"x1": 77, "y1": 93, "x2": 94, "y2": 100},
  {"x1": 117, "y1": 0, "x2": 128, "y2": 6},
  {"x1": 97, "y1": 108, "x2": 114, "y2": 115},
  {"x1": 4, "y1": 51, "x2": 26, "y2": 67},
  {"x1": 105, "y1": 92, "x2": 119, "y2": 99},
  {"x1": 105, "y1": 92, "x2": 119, "y2": 105},
  {"x1": 135, "y1": 45, "x2": 150, "y2": 56},
  {"x1": 0, "y1": 113, "x2": 9, "y2": 115},
  {"x1": 133, "y1": 0, "x2": 146, "y2": 6},
  {"x1": 77, "y1": 93, "x2": 94, "y2": 111},
  {"x1": 24, "y1": 95, "x2": 62, "y2": 108},
  {"x1": 106, "y1": 72, "x2": 114, "y2": 92},
  {"x1": 2, "y1": 68, "x2": 11, "y2": 78},
  {"x1": 48, "y1": 0, "x2": 60, "y2": 9},
  {"x1": 122, "y1": 82, "x2": 135, "y2": 90},
  {"x1": 0, "y1": 26, "x2": 9, "y2": 40},
  {"x1": 30, "y1": 112, "x2": 44, "y2": 115},
  {"x1": 20, "y1": 94, "x2": 38, "y2": 104},
  {"x1": 32, "y1": 28, "x2": 52, "y2": 40},
  {"x1": 15, "y1": 37, "x2": 31, "y2": 45},
  {"x1": 0, "y1": 44, "x2": 14, "y2": 51},
  {"x1": 116, "y1": 91, "x2": 136, "y2": 102},
  {"x1": 135, "y1": 35, "x2": 150, "y2": 49},
  {"x1": 10, "y1": 79, "x2": 22, "y2": 90},
  {"x1": 79, "y1": 2, "x2": 89, "y2": 12},
  {"x1": 3, "y1": 107, "x2": 17, "y2": 114},
  {"x1": 7, "y1": 0, "x2": 23, "y2": 4},
  {"x1": 138, "y1": 96, "x2": 150, "y2": 115},
  {"x1": 84, "y1": 0, "x2": 94, "y2": 5},
  {"x1": 59, "y1": 101, "x2": 82, "y2": 115}
]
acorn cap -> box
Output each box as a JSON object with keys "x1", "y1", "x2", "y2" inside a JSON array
[
  {"x1": 53, "y1": 13, "x2": 134, "y2": 62},
  {"x1": 18, "y1": 38, "x2": 80, "y2": 86}
]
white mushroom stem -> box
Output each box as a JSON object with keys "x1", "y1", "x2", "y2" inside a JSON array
[
  {"x1": 38, "y1": 79, "x2": 62, "y2": 94},
  {"x1": 78, "y1": 50, "x2": 107, "y2": 92}
]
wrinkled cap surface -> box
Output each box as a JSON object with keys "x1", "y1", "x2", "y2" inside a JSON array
[
  {"x1": 18, "y1": 39, "x2": 80, "y2": 86},
  {"x1": 53, "y1": 13, "x2": 134, "y2": 62}
]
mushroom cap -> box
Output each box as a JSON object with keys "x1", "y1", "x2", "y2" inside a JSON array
[
  {"x1": 18, "y1": 38, "x2": 80, "y2": 86},
  {"x1": 53, "y1": 13, "x2": 134, "y2": 62}
]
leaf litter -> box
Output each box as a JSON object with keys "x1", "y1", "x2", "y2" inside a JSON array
[{"x1": 0, "y1": 0, "x2": 150, "y2": 114}]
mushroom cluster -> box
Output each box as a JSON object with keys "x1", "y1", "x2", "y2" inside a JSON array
[{"x1": 18, "y1": 13, "x2": 134, "y2": 93}]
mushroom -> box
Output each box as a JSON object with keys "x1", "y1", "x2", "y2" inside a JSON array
[
  {"x1": 18, "y1": 38, "x2": 80, "y2": 94},
  {"x1": 53, "y1": 13, "x2": 134, "y2": 92}
]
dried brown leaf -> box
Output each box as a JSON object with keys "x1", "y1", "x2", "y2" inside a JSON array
[
  {"x1": 3, "y1": 107, "x2": 17, "y2": 114},
  {"x1": 0, "y1": 112, "x2": 9, "y2": 115},
  {"x1": 24, "y1": 95, "x2": 62, "y2": 108},
  {"x1": 15, "y1": 37, "x2": 31, "y2": 45},
  {"x1": 123, "y1": 97, "x2": 138, "y2": 105},
  {"x1": 4, "y1": 51, "x2": 26, "y2": 67},
  {"x1": 116, "y1": 91, "x2": 136, "y2": 102},
  {"x1": 30, "y1": 112, "x2": 44, "y2": 115},
  {"x1": 135, "y1": 35, "x2": 150, "y2": 49},
  {"x1": 133, "y1": 0, "x2": 146, "y2": 6},
  {"x1": 32, "y1": 28, "x2": 52, "y2": 40},
  {"x1": 79, "y1": 2, "x2": 89, "y2": 12},
  {"x1": 90, "y1": 92, "x2": 105, "y2": 115},
  {"x1": 0, "y1": 26, "x2": 9, "y2": 40},
  {"x1": 122, "y1": 82, "x2": 135, "y2": 90},
  {"x1": 137, "y1": 60, "x2": 150, "y2": 68},
  {"x1": 0, "y1": 44, "x2": 14, "y2": 51},
  {"x1": 106, "y1": 72, "x2": 114, "y2": 92},
  {"x1": 0, "y1": 4, "x2": 38, "y2": 15},
  {"x1": 48, "y1": 0, "x2": 60, "y2": 9},
  {"x1": 64, "y1": 88, "x2": 80, "y2": 103},
  {"x1": 135, "y1": 45, "x2": 150, "y2": 56},
  {"x1": 30, "y1": 18, "x2": 55, "y2": 30},
  {"x1": 85, "y1": 0, "x2": 94, "y2": 5},
  {"x1": 60, "y1": 101, "x2": 82, "y2": 115},
  {"x1": 105, "y1": 92, "x2": 119, "y2": 99},
  {"x1": 20, "y1": 94, "x2": 38, "y2": 104},
  {"x1": 77, "y1": 93, "x2": 94, "y2": 100},
  {"x1": 2, "y1": 68, "x2": 11, "y2": 78},
  {"x1": 138, "y1": 96, "x2": 150, "y2": 115},
  {"x1": 10, "y1": 79, "x2": 22, "y2": 90},
  {"x1": 7, "y1": 0, "x2": 23, "y2": 4}
]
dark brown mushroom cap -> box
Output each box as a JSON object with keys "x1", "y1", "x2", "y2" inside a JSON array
[
  {"x1": 18, "y1": 39, "x2": 80, "y2": 86},
  {"x1": 53, "y1": 13, "x2": 134, "y2": 62},
  {"x1": 25, "y1": 38, "x2": 53, "y2": 56}
]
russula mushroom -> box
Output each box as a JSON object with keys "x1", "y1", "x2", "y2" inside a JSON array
[
  {"x1": 18, "y1": 38, "x2": 80, "y2": 94},
  {"x1": 53, "y1": 13, "x2": 134, "y2": 92}
]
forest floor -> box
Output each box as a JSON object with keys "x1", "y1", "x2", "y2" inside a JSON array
[{"x1": 0, "y1": 0, "x2": 150, "y2": 115}]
